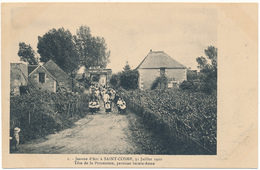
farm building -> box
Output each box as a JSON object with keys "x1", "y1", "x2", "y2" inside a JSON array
[
  {"x1": 76, "y1": 66, "x2": 112, "y2": 86},
  {"x1": 136, "y1": 50, "x2": 187, "y2": 90},
  {"x1": 10, "y1": 62, "x2": 28, "y2": 95},
  {"x1": 28, "y1": 60, "x2": 73, "y2": 92}
]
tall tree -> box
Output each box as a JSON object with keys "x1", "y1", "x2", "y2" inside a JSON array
[
  {"x1": 205, "y1": 46, "x2": 217, "y2": 68},
  {"x1": 74, "y1": 25, "x2": 110, "y2": 69},
  {"x1": 18, "y1": 42, "x2": 38, "y2": 65},
  {"x1": 196, "y1": 56, "x2": 208, "y2": 71},
  {"x1": 37, "y1": 27, "x2": 80, "y2": 75},
  {"x1": 123, "y1": 61, "x2": 131, "y2": 71},
  {"x1": 119, "y1": 62, "x2": 139, "y2": 90},
  {"x1": 196, "y1": 46, "x2": 218, "y2": 93}
]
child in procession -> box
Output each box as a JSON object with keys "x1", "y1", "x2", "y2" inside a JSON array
[
  {"x1": 117, "y1": 98, "x2": 126, "y2": 114},
  {"x1": 105, "y1": 101, "x2": 112, "y2": 113}
]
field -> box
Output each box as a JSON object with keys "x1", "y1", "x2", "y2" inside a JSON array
[
  {"x1": 10, "y1": 87, "x2": 217, "y2": 155},
  {"x1": 120, "y1": 89, "x2": 217, "y2": 154}
]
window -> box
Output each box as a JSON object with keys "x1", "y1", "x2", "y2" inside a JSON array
[
  {"x1": 160, "y1": 68, "x2": 165, "y2": 76},
  {"x1": 39, "y1": 73, "x2": 45, "y2": 83}
]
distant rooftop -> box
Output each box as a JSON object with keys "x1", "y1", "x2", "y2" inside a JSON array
[{"x1": 136, "y1": 50, "x2": 186, "y2": 69}]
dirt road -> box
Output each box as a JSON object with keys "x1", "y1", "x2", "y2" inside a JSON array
[
  {"x1": 15, "y1": 102, "x2": 138, "y2": 154},
  {"x1": 14, "y1": 100, "x2": 172, "y2": 154}
]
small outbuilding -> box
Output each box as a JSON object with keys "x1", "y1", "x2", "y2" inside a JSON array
[
  {"x1": 136, "y1": 50, "x2": 187, "y2": 90},
  {"x1": 28, "y1": 60, "x2": 73, "y2": 92}
]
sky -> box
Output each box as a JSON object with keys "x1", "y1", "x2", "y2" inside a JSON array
[{"x1": 8, "y1": 3, "x2": 218, "y2": 73}]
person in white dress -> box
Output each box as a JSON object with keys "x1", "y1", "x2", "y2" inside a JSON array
[{"x1": 13, "y1": 127, "x2": 21, "y2": 150}]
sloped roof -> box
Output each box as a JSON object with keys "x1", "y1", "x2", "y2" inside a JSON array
[
  {"x1": 28, "y1": 65, "x2": 38, "y2": 75},
  {"x1": 136, "y1": 50, "x2": 186, "y2": 69},
  {"x1": 29, "y1": 65, "x2": 57, "y2": 81},
  {"x1": 43, "y1": 59, "x2": 71, "y2": 82}
]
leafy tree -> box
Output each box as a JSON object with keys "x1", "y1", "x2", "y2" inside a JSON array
[
  {"x1": 37, "y1": 27, "x2": 80, "y2": 75},
  {"x1": 123, "y1": 61, "x2": 131, "y2": 71},
  {"x1": 74, "y1": 25, "x2": 110, "y2": 69},
  {"x1": 196, "y1": 46, "x2": 217, "y2": 93},
  {"x1": 187, "y1": 69, "x2": 198, "y2": 81},
  {"x1": 205, "y1": 46, "x2": 217, "y2": 68},
  {"x1": 120, "y1": 70, "x2": 139, "y2": 90},
  {"x1": 17, "y1": 42, "x2": 38, "y2": 65},
  {"x1": 110, "y1": 74, "x2": 121, "y2": 88},
  {"x1": 110, "y1": 62, "x2": 139, "y2": 90},
  {"x1": 120, "y1": 67, "x2": 139, "y2": 90},
  {"x1": 196, "y1": 56, "x2": 208, "y2": 71}
]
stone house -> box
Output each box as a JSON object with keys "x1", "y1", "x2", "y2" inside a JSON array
[
  {"x1": 28, "y1": 60, "x2": 73, "y2": 92},
  {"x1": 136, "y1": 50, "x2": 187, "y2": 90}
]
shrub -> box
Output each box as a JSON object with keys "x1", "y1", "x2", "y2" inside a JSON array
[
  {"x1": 110, "y1": 74, "x2": 121, "y2": 88},
  {"x1": 180, "y1": 80, "x2": 195, "y2": 91},
  {"x1": 151, "y1": 76, "x2": 168, "y2": 90},
  {"x1": 120, "y1": 69, "x2": 139, "y2": 90}
]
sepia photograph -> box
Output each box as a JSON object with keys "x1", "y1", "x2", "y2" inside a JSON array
[
  {"x1": 8, "y1": 3, "x2": 217, "y2": 155},
  {"x1": 2, "y1": 2, "x2": 257, "y2": 168}
]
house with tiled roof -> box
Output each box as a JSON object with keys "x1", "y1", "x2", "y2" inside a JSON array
[
  {"x1": 136, "y1": 50, "x2": 187, "y2": 90},
  {"x1": 28, "y1": 60, "x2": 73, "y2": 92}
]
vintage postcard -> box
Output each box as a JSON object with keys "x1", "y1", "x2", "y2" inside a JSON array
[{"x1": 2, "y1": 2, "x2": 258, "y2": 168}]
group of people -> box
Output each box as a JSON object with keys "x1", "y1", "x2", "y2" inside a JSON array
[{"x1": 88, "y1": 84, "x2": 127, "y2": 114}]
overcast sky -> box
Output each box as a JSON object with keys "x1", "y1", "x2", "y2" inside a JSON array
[{"x1": 9, "y1": 3, "x2": 217, "y2": 73}]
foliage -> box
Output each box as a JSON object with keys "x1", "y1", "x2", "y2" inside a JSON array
[
  {"x1": 120, "y1": 89, "x2": 217, "y2": 154},
  {"x1": 91, "y1": 74, "x2": 100, "y2": 82},
  {"x1": 17, "y1": 42, "x2": 38, "y2": 65},
  {"x1": 151, "y1": 76, "x2": 168, "y2": 90},
  {"x1": 78, "y1": 74, "x2": 91, "y2": 89},
  {"x1": 110, "y1": 74, "x2": 121, "y2": 88},
  {"x1": 196, "y1": 56, "x2": 208, "y2": 71},
  {"x1": 74, "y1": 25, "x2": 110, "y2": 69},
  {"x1": 10, "y1": 91, "x2": 89, "y2": 143},
  {"x1": 37, "y1": 27, "x2": 80, "y2": 75},
  {"x1": 193, "y1": 46, "x2": 218, "y2": 94},
  {"x1": 187, "y1": 69, "x2": 198, "y2": 81},
  {"x1": 110, "y1": 62, "x2": 139, "y2": 90},
  {"x1": 180, "y1": 80, "x2": 195, "y2": 91},
  {"x1": 123, "y1": 61, "x2": 131, "y2": 71},
  {"x1": 120, "y1": 69, "x2": 139, "y2": 90}
]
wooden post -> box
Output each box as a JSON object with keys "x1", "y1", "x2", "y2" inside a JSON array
[
  {"x1": 68, "y1": 103, "x2": 70, "y2": 117},
  {"x1": 29, "y1": 111, "x2": 30, "y2": 124}
]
